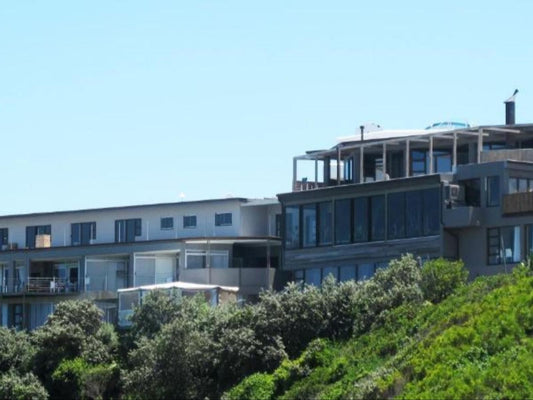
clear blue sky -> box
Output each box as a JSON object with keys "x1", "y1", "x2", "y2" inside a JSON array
[{"x1": 1, "y1": 1, "x2": 532, "y2": 214}]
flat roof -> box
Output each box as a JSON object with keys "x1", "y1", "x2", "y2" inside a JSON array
[{"x1": 0, "y1": 197, "x2": 264, "y2": 220}]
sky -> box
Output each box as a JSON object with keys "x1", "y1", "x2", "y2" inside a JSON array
[{"x1": 1, "y1": 1, "x2": 532, "y2": 215}]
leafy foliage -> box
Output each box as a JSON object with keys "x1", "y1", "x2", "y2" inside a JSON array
[
  {"x1": 0, "y1": 371, "x2": 48, "y2": 400},
  {"x1": 420, "y1": 258, "x2": 468, "y2": 303},
  {"x1": 0, "y1": 327, "x2": 35, "y2": 374}
]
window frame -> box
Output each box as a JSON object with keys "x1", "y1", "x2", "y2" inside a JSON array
[
  {"x1": 183, "y1": 215, "x2": 197, "y2": 229},
  {"x1": 215, "y1": 212, "x2": 233, "y2": 227},
  {"x1": 160, "y1": 217, "x2": 174, "y2": 230}
]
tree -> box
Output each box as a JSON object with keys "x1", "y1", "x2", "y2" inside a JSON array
[
  {"x1": 420, "y1": 258, "x2": 468, "y2": 303},
  {"x1": 0, "y1": 327, "x2": 35, "y2": 374},
  {"x1": 0, "y1": 371, "x2": 48, "y2": 400}
]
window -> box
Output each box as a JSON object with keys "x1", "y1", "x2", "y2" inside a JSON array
[
  {"x1": 508, "y1": 177, "x2": 531, "y2": 194},
  {"x1": 488, "y1": 226, "x2": 521, "y2": 265},
  {"x1": 358, "y1": 263, "x2": 375, "y2": 281},
  {"x1": 302, "y1": 204, "x2": 317, "y2": 247},
  {"x1": 335, "y1": 199, "x2": 351, "y2": 244},
  {"x1": 353, "y1": 197, "x2": 368, "y2": 242},
  {"x1": 160, "y1": 217, "x2": 174, "y2": 230},
  {"x1": 526, "y1": 225, "x2": 533, "y2": 258},
  {"x1": 422, "y1": 188, "x2": 440, "y2": 235},
  {"x1": 318, "y1": 201, "x2": 333, "y2": 245},
  {"x1": 185, "y1": 250, "x2": 229, "y2": 269},
  {"x1": 284, "y1": 206, "x2": 300, "y2": 249},
  {"x1": 183, "y1": 215, "x2": 197, "y2": 229},
  {"x1": 387, "y1": 192, "x2": 406, "y2": 239},
  {"x1": 115, "y1": 219, "x2": 141, "y2": 243},
  {"x1": 26, "y1": 225, "x2": 51, "y2": 248},
  {"x1": 275, "y1": 214, "x2": 282, "y2": 237},
  {"x1": 462, "y1": 179, "x2": 481, "y2": 207},
  {"x1": 411, "y1": 150, "x2": 427, "y2": 176},
  {"x1": 486, "y1": 176, "x2": 500, "y2": 207},
  {"x1": 293, "y1": 270, "x2": 304, "y2": 284},
  {"x1": 406, "y1": 191, "x2": 423, "y2": 237},
  {"x1": 339, "y1": 265, "x2": 356, "y2": 282},
  {"x1": 71, "y1": 222, "x2": 96, "y2": 246},
  {"x1": 215, "y1": 213, "x2": 232, "y2": 226},
  {"x1": 0, "y1": 228, "x2": 7, "y2": 247},
  {"x1": 322, "y1": 266, "x2": 339, "y2": 282},
  {"x1": 370, "y1": 195, "x2": 385, "y2": 241},
  {"x1": 305, "y1": 268, "x2": 321, "y2": 286}
]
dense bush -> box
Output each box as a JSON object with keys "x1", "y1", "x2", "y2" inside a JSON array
[
  {"x1": 0, "y1": 327, "x2": 35, "y2": 374},
  {"x1": 420, "y1": 258, "x2": 468, "y2": 303},
  {"x1": 0, "y1": 371, "x2": 48, "y2": 400}
]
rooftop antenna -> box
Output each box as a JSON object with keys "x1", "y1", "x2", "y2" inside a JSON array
[{"x1": 504, "y1": 89, "x2": 519, "y2": 125}]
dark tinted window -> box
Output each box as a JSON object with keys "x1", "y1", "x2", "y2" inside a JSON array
[
  {"x1": 284, "y1": 206, "x2": 300, "y2": 249},
  {"x1": 370, "y1": 195, "x2": 385, "y2": 241},
  {"x1": 215, "y1": 213, "x2": 232, "y2": 226},
  {"x1": 422, "y1": 188, "x2": 440, "y2": 235},
  {"x1": 0, "y1": 228, "x2": 7, "y2": 246},
  {"x1": 183, "y1": 215, "x2": 197, "y2": 228},
  {"x1": 335, "y1": 199, "x2": 351, "y2": 244},
  {"x1": 161, "y1": 217, "x2": 174, "y2": 230},
  {"x1": 387, "y1": 192, "x2": 405, "y2": 239},
  {"x1": 353, "y1": 197, "x2": 368, "y2": 242},
  {"x1": 406, "y1": 191, "x2": 423, "y2": 237},
  {"x1": 318, "y1": 201, "x2": 333, "y2": 245},
  {"x1": 302, "y1": 204, "x2": 317, "y2": 247},
  {"x1": 486, "y1": 176, "x2": 500, "y2": 207}
]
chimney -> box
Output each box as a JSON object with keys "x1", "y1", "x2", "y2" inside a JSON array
[
  {"x1": 504, "y1": 89, "x2": 519, "y2": 125},
  {"x1": 360, "y1": 125, "x2": 364, "y2": 141}
]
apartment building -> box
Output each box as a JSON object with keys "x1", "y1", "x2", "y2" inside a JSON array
[
  {"x1": 0, "y1": 197, "x2": 282, "y2": 330},
  {"x1": 278, "y1": 94, "x2": 533, "y2": 284}
]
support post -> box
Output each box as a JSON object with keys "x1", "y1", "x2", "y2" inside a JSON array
[
  {"x1": 292, "y1": 157, "x2": 297, "y2": 191},
  {"x1": 452, "y1": 132, "x2": 457, "y2": 171},
  {"x1": 382, "y1": 143, "x2": 387, "y2": 180},
  {"x1": 336, "y1": 146, "x2": 341, "y2": 185},
  {"x1": 429, "y1": 137, "x2": 434, "y2": 174},
  {"x1": 405, "y1": 140, "x2": 410, "y2": 177},
  {"x1": 359, "y1": 146, "x2": 364, "y2": 183},
  {"x1": 314, "y1": 158, "x2": 318, "y2": 188},
  {"x1": 477, "y1": 129, "x2": 483, "y2": 163}
]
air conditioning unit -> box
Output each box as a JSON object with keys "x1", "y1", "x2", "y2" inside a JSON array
[{"x1": 444, "y1": 184, "x2": 464, "y2": 204}]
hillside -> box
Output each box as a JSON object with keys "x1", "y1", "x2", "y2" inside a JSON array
[{"x1": 224, "y1": 268, "x2": 533, "y2": 399}]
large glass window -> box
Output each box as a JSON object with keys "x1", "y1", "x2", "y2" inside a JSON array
[
  {"x1": 486, "y1": 176, "x2": 500, "y2": 207},
  {"x1": 434, "y1": 150, "x2": 452, "y2": 173},
  {"x1": 487, "y1": 226, "x2": 521, "y2": 265},
  {"x1": 353, "y1": 197, "x2": 369, "y2": 242},
  {"x1": 322, "y1": 266, "x2": 339, "y2": 282},
  {"x1": 185, "y1": 250, "x2": 229, "y2": 269},
  {"x1": 406, "y1": 191, "x2": 423, "y2": 237},
  {"x1": 335, "y1": 199, "x2": 351, "y2": 244},
  {"x1": 284, "y1": 206, "x2": 300, "y2": 249},
  {"x1": 115, "y1": 219, "x2": 141, "y2": 243},
  {"x1": 339, "y1": 265, "x2": 356, "y2": 282},
  {"x1": 387, "y1": 192, "x2": 406, "y2": 239},
  {"x1": 318, "y1": 202, "x2": 333, "y2": 245},
  {"x1": 302, "y1": 204, "x2": 317, "y2": 247},
  {"x1": 422, "y1": 188, "x2": 440, "y2": 235},
  {"x1": 411, "y1": 150, "x2": 427, "y2": 175},
  {"x1": 358, "y1": 263, "x2": 375, "y2": 281},
  {"x1": 305, "y1": 268, "x2": 321, "y2": 286},
  {"x1": 71, "y1": 222, "x2": 96, "y2": 246},
  {"x1": 370, "y1": 195, "x2": 385, "y2": 241},
  {"x1": 526, "y1": 225, "x2": 533, "y2": 259}
]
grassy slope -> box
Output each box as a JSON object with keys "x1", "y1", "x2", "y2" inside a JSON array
[{"x1": 224, "y1": 270, "x2": 533, "y2": 400}]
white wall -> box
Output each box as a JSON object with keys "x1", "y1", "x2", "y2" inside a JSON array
[{"x1": 0, "y1": 199, "x2": 253, "y2": 249}]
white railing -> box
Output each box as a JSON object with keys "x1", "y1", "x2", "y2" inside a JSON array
[{"x1": 26, "y1": 277, "x2": 79, "y2": 294}]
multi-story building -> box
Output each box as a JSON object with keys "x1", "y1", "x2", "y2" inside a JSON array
[
  {"x1": 278, "y1": 95, "x2": 533, "y2": 284},
  {"x1": 0, "y1": 197, "x2": 282, "y2": 330}
]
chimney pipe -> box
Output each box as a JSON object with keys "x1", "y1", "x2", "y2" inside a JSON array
[
  {"x1": 360, "y1": 125, "x2": 364, "y2": 141},
  {"x1": 504, "y1": 89, "x2": 519, "y2": 125}
]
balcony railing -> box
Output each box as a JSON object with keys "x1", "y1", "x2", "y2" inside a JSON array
[
  {"x1": 502, "y1": 192, "x2": 533, "y2": 215},
  {"x1": 0, "y1": 277, "x2": 80, "y2": 294}
]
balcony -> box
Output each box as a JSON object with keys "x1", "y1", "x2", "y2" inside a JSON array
[
  {"x1": 0, "y1": 277, "x2": 79, "y2": 295},
  {"x1": 443, "y1": 206, "x2": 483, "y2": 228},
  {"x1": 502, "y1": 192, "x2": 533, "y2": 215}
]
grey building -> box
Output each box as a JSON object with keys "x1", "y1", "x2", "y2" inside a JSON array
[
  {"x1": 0, "y1": 197, "x2": 282, "y2": 330},
  {"x1": 278, "y1": 98, "x2": 533, "y2": 284}
]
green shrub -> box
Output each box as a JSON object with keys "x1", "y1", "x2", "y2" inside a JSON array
[
  {"x1": 420, "y1": 258, "x2": 468, "y2": 303},
  {"x1": 0, "y1": 371, "x2": 48, "y2": 400},
  {"x1": 222, "y1": 373, "x2": 275, "y2": 400}
]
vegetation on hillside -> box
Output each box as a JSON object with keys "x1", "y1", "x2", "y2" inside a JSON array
[
  {"x1": 3, "y1": 255, "x2": 532, "y2": 399},
  {"x1": 224, "y1": 262, "x2": 533, "y2": 399}
]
